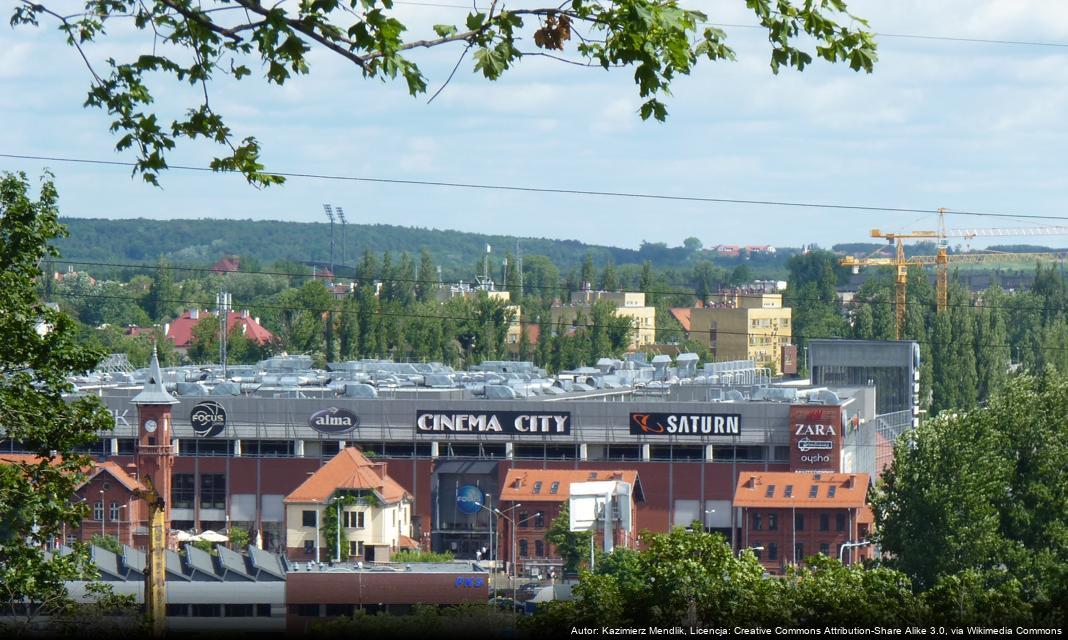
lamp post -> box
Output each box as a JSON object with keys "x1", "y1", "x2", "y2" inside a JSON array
[
  {"x1": 703, "y1": 508, "x2": 716, "y2": 532},
  {"x1": 115, "y1": 504, "x2": 128, "y2": 545},
  {"x1": 838, "y1": 539, "x2": 871, "y2": 564},
  {"x1": 791, "y1": 499, "x2": 797, "y2": 566},
  {"x1": 472, "y1": 500, "x2": 496, "y2": 602},
  {"x1": 492, "y1": 507, "x2": 540, "y2": 624}
]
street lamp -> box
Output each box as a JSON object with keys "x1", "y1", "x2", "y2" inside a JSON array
[
  {"x1": 471, "y1": 500, "x2": 497, "y2": 602},
  {"x1": 838, "y1": 539, "x2": 871, "y2": 564},
  {"x1": 492, "y1": 506, "x2": 541, "y2": 624},
  {"x1": 703, "y1": 508, "x2": 716, "y2": 532},
  {"x1": 115, "y1": 504, "x2": 128, "y2": 545}
]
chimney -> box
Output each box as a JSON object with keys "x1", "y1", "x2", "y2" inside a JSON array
[
  {"x1": 846, "y1": 474, "x2": 856, "y2": 489},
  {"x1": 374, "y1": 462, "x2": 388, "y2": 479},
  {"x1": 746, "y1": 475, "x2": 757, "y2": 489},
  {"x1": 254, "y1": 317, "x2": 260, "y2": 325},
  {"x1": 241, "y1": 309, "x2": 249, "y2": 319},
  {"x1": 190, "y1": 308, "x2": 199, "y2": 320},
  {"x1": 125, "y1": 463, "x2": 138, "y2": 480}
]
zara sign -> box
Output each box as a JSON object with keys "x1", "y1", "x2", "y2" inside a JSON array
[{"x1": 789, "y1": 405, "x2": 842, "y2": 472}]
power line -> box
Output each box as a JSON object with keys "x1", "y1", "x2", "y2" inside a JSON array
[{"x1": 5, "y1": 153, "x2": 1068, "y2": 222}]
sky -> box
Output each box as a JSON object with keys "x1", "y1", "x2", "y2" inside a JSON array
[{"x1": 2, "y1": 0, "x2": 1068, "y2": 251}]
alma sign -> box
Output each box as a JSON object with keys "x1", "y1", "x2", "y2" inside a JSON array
[
  {"x1": 308, "y1": 407, "x2": 360, "y2": 435},
  {"x1": 789, "y1": 405, "x2": 842, "y2": 472}
]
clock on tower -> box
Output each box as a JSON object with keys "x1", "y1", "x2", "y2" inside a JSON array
[{"x1": 131, "y1": 346, "x2": 178, "y2": 531}]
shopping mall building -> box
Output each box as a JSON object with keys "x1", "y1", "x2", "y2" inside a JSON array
[{"x1": 4, "y1": 351, "x2": 915, "y2": 573}]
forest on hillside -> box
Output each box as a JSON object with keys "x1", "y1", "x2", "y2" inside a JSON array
[{"x1": 53, "y1": 217, "x2": 795, "y2": 279}]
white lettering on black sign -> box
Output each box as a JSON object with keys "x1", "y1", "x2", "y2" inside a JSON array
[
  {"x1": 415, "y1": 411, "x2": 571, "y2": 435},
  {"x1": 629, "y1": 412, "x2": 742, "y2": 437}
]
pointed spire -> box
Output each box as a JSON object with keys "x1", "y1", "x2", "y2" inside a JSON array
[{"x1": 132, "y1": 342, "x2": 178, "y2": 405}]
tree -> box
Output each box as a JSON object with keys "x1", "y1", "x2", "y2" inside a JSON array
[
  {"x1": 872, "y1": 373, "x2": 1068, "y2": 621},
  {"x1": 544, "y1": 502, "x2": 592, "y2": 574},
  {"x1": 145, "y1": 257, "x2": 177, "y2": 322},
  {"x1": 12, "y1": 2, "x2": 875, "y2": 186},
  {"x1": 415, "y1": 249, "x2": 438, "y2": 303},
  {"x1": 228, "y1": 525, "x2": 250, "y2": 550},
  {"x1": 0, "y1": 172, "x2": 115, "y2": 626}
]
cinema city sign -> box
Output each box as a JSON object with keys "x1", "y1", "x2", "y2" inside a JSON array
[{"x1": 416, "y1": 410, "x2": 571, "y2": 435}]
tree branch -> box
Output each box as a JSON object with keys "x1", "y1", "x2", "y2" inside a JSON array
[
  {"x1": 19, "y1": 1, "x2": 103, "y2": 85},
  {"x1": 230, "y1": 0, "x2": 367, "y2": 70}
]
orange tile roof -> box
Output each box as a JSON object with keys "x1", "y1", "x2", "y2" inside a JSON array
[
  {"x1": 398, "y1": 534, "x2": 420, "y2": 550},
  {"x1": 670, "y1": 307, "x2": 692, "y2": 332},
  {"x1": 284, "y1": 447, "x2": 411, "y2": 505},
  {"x1": 733, "y1": 472, "x2": 869, "y2": 509},
  {"x1": 501, "y1": 469, "x2": 644, "y2": 502},
  {"x1": 0, "y1": 455, "x2": 144, "y2": 492}
]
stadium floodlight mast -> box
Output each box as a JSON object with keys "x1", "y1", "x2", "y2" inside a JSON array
[
  {"x1": 322, "y1": 204, "x2": 335, "y2": 279},
  {"x1": 335, "y1": 206, "x2": 347, "y2": 271}
]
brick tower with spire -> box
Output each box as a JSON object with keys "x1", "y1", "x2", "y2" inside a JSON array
[{"x1": 131, "y1": 346, "x2": 178, "y2": 528}]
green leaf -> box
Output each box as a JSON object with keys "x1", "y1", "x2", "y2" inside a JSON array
[{"x1": 433, "y1": 24, "x2": 457, "y2": 38}]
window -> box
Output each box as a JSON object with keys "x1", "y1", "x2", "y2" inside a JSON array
[
  {"x1": 350, "y1": 541, "x2": 364, "y2": 558},
  {"x1": 224, "y1": 604, "x2": 254, "y2": 617},
  {"x1": 109, "y1": 502, "x2": 120, "y2": 522},
  {"x1": 166, "y1": 604, "x2": 188, "y2": 617},
  {"x1": 519, "y1": 539, "x2": 528, "y2": 557},
  {"x1": 764, "y1": 485, "x2": 775, "y2": 498},
  {"x1": 768, "y1": 513, "x2": 778, "y2": 531},
  {"x1": 820, "y1": 543, "x2": 830, "y2": 556},
  {"x1": 819, "y1": 514, "x2": 830, "y2": 531},
  {"x1": 173, "y1": 473, "x2": 195, "y2": 510},
  {"x1": 256, "y1": 604, "x2": 272, "y2": 618},
  {"x1": 784, "y1": 485, "x2": 794, "y2": 498},
  {"x1": 534, "y1": 512, "x2": 545, "y2": 528},
  {"x1": 809, "y1": 485, "x2": 819, "y2": 499},
  {"x1": 200, "y1": 474, "x2": 225, "y2": 510},
  {"x1": 549, "y1": 481, "x2": 559, "y2": 495},
  {"x1": 767, "y1": 543, "x2": 778, "y2": 561},
  {"x1": 191, "y1": 604, "x2": 221, "y2": 617},
  {"x1": 753, "y1": 513, "x2": 763, "y2": 531},
  {"x1": 828, "y1": 485, "x2": 837, "y2": 498},
  {"x1": 93, "y1": 501, "x2": 104, "y2": 521},
  {"x1": 343, "y1": 511, "x2": 366, "y2": 529},
  {"x1": 304, "y1": 540, "x2": 315, "y2": 555},
  {"x1": 302, "y1": 510, "x2": 317, "y2": 528},
  {"x1": 794, "y1": 543, "x2": 804, "y2": 562},
  {"x1": 532, "y1": 481, "x2": 542, "y2": 495},
  {"x1": 535, "y1": 540, "x2": 545, "y2": 557},
  {"x1": 296, "y1": 604, "x2": 319, "y2": 617},
  {"x1": 519, "y1": 511, "x2": 529, "y2": 528},
  {"x1": 795, "y1": 512, "x2": 805, "y2": 531},
  {"x1": 836, "y1": 513, "x2": 846, "y2": 532},
  {"x1": 325, "y1": 604, "x2": 354, "y2": 617}
]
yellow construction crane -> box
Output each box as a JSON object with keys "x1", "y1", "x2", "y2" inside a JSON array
[
  {"x1": 842, "y1": 209, "x2": 1068, "y2": 340},
  {"x1": 134, "y1": 477, "x2": 167, "y2": 637}
]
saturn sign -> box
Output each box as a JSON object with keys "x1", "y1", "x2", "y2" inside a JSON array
[{"x1": 308, "y1": 407, "x2": 360, "y2": 435}]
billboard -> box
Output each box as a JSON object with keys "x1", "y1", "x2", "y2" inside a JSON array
[
  {"x1": 628, "y1": 412, "x2": 741, "y2": 437},
  {"x1": 416, "y1": 410, "x2": 571, "y2": 436},
  {"x1": 789, "y1": 405, "x2": 843, "y2": 472}
]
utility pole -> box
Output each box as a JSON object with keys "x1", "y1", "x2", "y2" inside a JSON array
[
  {"x1": 217, "y1": 291, "x2": 230, "y2": 378},
  {"x1": 336, "y1": 206, "x2": 347, "y2": 273}
]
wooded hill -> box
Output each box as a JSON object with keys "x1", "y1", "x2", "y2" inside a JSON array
[{"x1": 52, "y1": 217, "x2": 794, "y2": 278}]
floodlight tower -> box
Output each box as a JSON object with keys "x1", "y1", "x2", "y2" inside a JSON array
[
  {"x1": 335, "y1": 206, "x2": 347, "y2": 273},
  {"x1": 322, "y1": 204, "x2": 336, "y2": 279}
]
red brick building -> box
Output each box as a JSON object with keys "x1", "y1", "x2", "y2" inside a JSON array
[
  {"x1": 498, "y1": 468, "x2": 643, "y2": 577},
  {"x1": 0, "y1": 454, "x2": 147, "y2": 547},
  {"x1": 164, "y1": 308, "x2": 275, "y2": 353},
  {"x1": 733, "y1": 472, "x2": 873, "y2": 574}
]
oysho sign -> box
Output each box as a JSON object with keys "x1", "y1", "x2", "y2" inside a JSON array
[
  {"x1": 308, "y1": 407, "x2": 360, "y2": 435},
  {"x1": 416, "y1": 411, "x2": 571, "y2": 435},
  {"x1": 789, "y1": 405, "x2": 842, "y2": 472},
  {"x1": 190, "y1": 401, "x2": 227, "y2": 438},
  {"x1": 629, "y1": 412, "x2": 742, "y2": 437}
]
